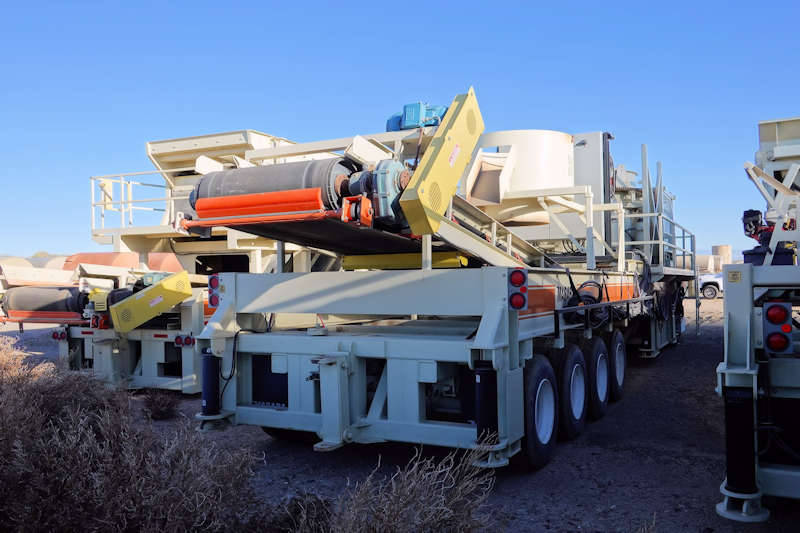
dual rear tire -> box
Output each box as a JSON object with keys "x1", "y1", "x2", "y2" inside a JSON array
[
  {"x1": 580, "y1": 330, "x2": 626, "y2": 420},
  {"x1": 605, "y1": 329, "x2": 626, "y2": 402},
  {"x1": 520, "y1": 354, "x2": 558, "y2": 469},
  {"x1": 551, "y1": 344, "x2": 588, "y2": 440},
  {"x1": 582, "y1": 337, "x2": 610, "y2": 420},
  {"x1": 520, "y1": 331, "x2": 627, "y2": 468}
]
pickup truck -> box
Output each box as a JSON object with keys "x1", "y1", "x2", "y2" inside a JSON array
[{"x1": 698, "y1": 272, "x2": 723, "y2": 299}]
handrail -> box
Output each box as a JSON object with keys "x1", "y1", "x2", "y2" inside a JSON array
[
  {"x1": 90, "y1": 169, "x2": 197, "y2": 231},
  {"x1": 623, "y1": 211, "x2": 696, "y2": 271}
]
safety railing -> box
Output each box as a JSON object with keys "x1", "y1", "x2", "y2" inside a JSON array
[
  {"x1": 624, "y1": 212, "x2": 696, "y2": 272},
  {"x1": 90, "y1": 168, "x2": 193, "y2": 231}
]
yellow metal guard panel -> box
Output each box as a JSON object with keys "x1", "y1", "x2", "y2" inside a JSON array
[
  {"x1": 342, "y1": 252, "x2": 468, "y2": 270},
  {"x1": 109, "y1": 271, "x2": 192, "y2": 333},
  {"x1": 88, "y1": 289, "x2": 109, "y2": 311},
  {"x1": 399, "y1": 87, "x2": 485, "y2": 235}
]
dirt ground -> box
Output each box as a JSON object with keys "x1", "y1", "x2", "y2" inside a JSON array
[{"x1": 3, "y1": 299, "x2": 799, "y2": 532}]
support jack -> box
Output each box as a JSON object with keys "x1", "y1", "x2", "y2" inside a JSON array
[{"x1": 716, "y1": 482, "x2": 769, "y2": 523}]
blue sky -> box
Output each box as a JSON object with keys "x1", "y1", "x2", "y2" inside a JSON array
[{"x1": 1, "y1": 1, "x2": 798, "y2": 257}]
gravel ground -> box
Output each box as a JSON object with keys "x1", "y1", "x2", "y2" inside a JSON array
[{"x1": 4, "y1": 299, "x2": 799, "y2": 532}]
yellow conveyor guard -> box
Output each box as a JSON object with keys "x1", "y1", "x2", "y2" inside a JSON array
[
  {"x1": 109, "y1": 271, "x2": 192, "y2": 333},
  {"x1": 399, "y1": 87, "x2": 485, "y2": 235}
]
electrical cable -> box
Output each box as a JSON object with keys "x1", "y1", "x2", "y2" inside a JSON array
[
  {"x1": 412, "y1": 128, "x2": 424, "y2": 170},
  {"x1": 219, "y1": 331, "x2": 239, "y2": 407},
  {"x1": 219, "y1": 325, "x2": 268, "y2": 408},
  {"x1": 564, "y1": 278, "x2": 610, "y2": 328}
]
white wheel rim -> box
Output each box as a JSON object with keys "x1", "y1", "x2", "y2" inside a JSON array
[
  {"x1": 614, "y1": 343, "x2": 625, "y2": 387},
  {"x1": 535, "y1": 378, "x2": 556, "y2": 443},
  {"x1": 569, "y1": 363, "x2": 585, "y2": 420},
  {"x1": 596, "y1": 353, "x2": 608, "y2": 402}
]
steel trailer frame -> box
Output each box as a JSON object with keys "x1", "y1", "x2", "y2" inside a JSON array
[{"x1": 197, "y1": 266, "x2": 646, "y2": 466}]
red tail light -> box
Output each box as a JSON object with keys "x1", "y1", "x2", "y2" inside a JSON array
[
  {"x1": 767, "y1": 305, "x2": 789, "y2": 324},
  {"x1": 509, "y1": 292, "x2": 526, "y2": 310},
  {"x1": 59, "y1": 332, "x2": 67, "y2": 340},
  {"x1": 52, "y1": 332, "x2": 59, "y2": 340},
  {"x1": 767, "y1": 333, "x2": 790, "y2": 352},
  {"x1": 175, "y1": 336, "x2": 184, "y2": 346},
  {"x1": 209, "y1": 293, "x2": 220, "y2": 307},
  {"x1": 209, "y1": 275, "x2": 220, "y2": 289},
  {"x1": 509, "y1": 269, "x2": 526, "y2": 287}
]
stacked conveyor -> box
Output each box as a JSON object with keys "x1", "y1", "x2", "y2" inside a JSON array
[{"x1": 183, "y1": 89, "x2": 537, "y2": 269}]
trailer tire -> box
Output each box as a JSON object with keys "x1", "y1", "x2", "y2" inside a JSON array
[
  {"x1": 262, "y1": 427, "x2": 320, "y2": 444},
  {"x1": 605, "y1": 329, "x2": 626, "y2": 402},
  {"x1": 581, "y1": 337, "x2": 609, "y2": 420},
  {"x1": 520, "y1": 354, "x2": 558, "y2": 469},
  {"x1": 553, "y1": 344, "x2": 587, "y2": 440}
]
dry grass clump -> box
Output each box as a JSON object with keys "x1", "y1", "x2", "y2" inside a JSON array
[
  {"x1": 271, "y1": 445, "x2": 495, "y2": 533},
  {"x1": 141, "y1": 388, "x2": 180, "y2": 420},
  {"x1": 328, "y1": 446, "x2": 495, "y2": 533},
  {"x1": 0, "y1": 336, "x2": 267, "y2": 532},
  {"x1": 0, "y1": 336, "x2": 495, "y2": 532}
]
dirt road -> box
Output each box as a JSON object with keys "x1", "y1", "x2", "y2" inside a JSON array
[{"x1": 4, "y1": 299, "x2": 798, "y2": 531}]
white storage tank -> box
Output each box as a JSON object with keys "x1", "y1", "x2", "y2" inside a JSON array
[{"x1": 712, "y1": 245, "x2": 732, "y2": 267}]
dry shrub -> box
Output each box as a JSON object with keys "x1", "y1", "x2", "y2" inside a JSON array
[
  {"x1": 268, "y1": 493, "x2": 332, "y2": 533},
  {"x1": 1, "y1": 336, "x2": 495, "y2": 532},
  {"x1": 265, "y1": 446, "x2": 494, "y2": 533},
  {"x1": 142, "y1": 388, "x2": 180, "y2": 420},
  {"x1": 0, "y1": 336, "x2": 268, "y2": 532},
  {"x1": 327, "y1": 445, "x2": 495, "y2": 533}
]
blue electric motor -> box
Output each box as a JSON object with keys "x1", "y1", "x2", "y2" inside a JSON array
[{"x1": 386, "y1": 102, "x2": 448, "y2": 132}]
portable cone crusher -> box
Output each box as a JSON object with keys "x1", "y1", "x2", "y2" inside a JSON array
[{"x1": 183, "y1": 88, "x2": 696, "y2": 468}]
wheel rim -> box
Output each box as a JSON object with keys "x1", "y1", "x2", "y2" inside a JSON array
[
  {"x1": 614, "y1": 343, "x2": 625, "y2": 387},
  {"x1": 596, "y1": 353, "x2": 608, "y2": 402},
  {"x1": 704, "y1": 287, "x2": 715, "y2": 298},
  {"x1": 535, "y1": 378, "x2": 556, "y2": 443},
  {"x1": 569, "y1": 363, "x2": 586, "y2": 419}
]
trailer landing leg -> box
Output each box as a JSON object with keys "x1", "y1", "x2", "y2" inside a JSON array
[{"x1": 716, "y1": 483, "x2": 769, "y2": 522}]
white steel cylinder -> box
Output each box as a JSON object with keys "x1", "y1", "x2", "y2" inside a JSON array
[
  {"x1": 479, "y1": 129, "x2": 574, "y2": 192},
  {"x1": 475, "y1": 130, "x2": 574, "y2": 225}
]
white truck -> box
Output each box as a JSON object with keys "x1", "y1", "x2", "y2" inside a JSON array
[{"x1": 698, "y1": 272, "x2": 723, "y2": 299}]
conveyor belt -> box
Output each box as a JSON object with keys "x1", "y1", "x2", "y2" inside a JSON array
[
  {"x1": 183, "y1": 190, "x2": 541, "y2": 266},
  {"x1": 227, "y1": 218, "x2": 424, "y2": 255}
]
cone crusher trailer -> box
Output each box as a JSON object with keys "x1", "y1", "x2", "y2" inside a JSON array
[
  {"x1": 717, "y1": 117, "x2": 800, "y2": 521},
  {"x1": 189, "y1": 88, "x2": 696, "y2": 467}
]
